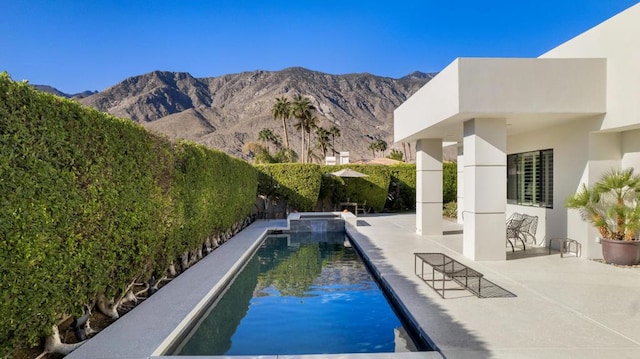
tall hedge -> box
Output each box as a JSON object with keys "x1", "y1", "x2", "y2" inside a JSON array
[
  {"x1": 255, "y1": 163, "x2": 322, "y2": 211},
  {"x1": 173, "y1": 141, "x2": 257, "y2": 255},
  {"x1": 320, "y1": 165, "x2": 391, "y2": 212},
  {"x1": 443, "y1": 161, "x2": 457, "y2": 204},
  {"x1": 0, "y1": 73, "x2": 256, "y2": 355},
  {"x1": 389, "y1": 164, "x2": 417, "y2": 210}
]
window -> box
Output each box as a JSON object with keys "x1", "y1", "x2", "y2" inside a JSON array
[{"x1": 507, "y1": 149, "x2": 553, "y2": 208}]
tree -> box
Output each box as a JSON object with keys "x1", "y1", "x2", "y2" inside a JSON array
[
  {"x1": 329, "y1": 125, "x2": 341, "y2": 154},
  {"x1": 368, "y1": 141, "x2": 377, "y2": 158},
  {"x1": 315, "y1": 127, "x2": 331, "y2": 159},
  {"x1": 257, "y1": 128, "x2": 281, "y2": 153},
  {"x1": 290, "y1": 94, "x2": 316, "y2": 163},
  {"x1": 376, "y1": 139, "x2": 388, "y2": 157},
  {"x1": 271, "y1": 97, "x2": 291, "y2": 148},
  {"x1": 369, "y1": 138, "x2": 388, "y2": 158},
  {"x1": 305, "y1": 115, "x2": 318, "y2": 160}
]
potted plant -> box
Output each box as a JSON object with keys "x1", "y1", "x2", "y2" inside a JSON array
[{"x1": 566, "y1": 168, "x2": 640, "y2": 265}]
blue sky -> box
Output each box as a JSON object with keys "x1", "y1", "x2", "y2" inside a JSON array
[{"x1": 2, "y1": 0, "x2": 638, "y2": 93}]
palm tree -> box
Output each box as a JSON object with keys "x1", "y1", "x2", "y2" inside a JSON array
[
  {"x1": 315, "y1": 127, "x2": 331, "y2": 159},
  {"x1": 291, "y1": 94, "x2": 316, "y2": 163},
  {"x1": 329, "y1": 125, "x2": 341, "y2": 154},
  {"x1": 567, "y1": 168, "x2": 640, "y2": 241},
  {"x1": 258, "y1": 128, "x2": 281, "y2": 153},
  {"x1": 271, "y1": 97, "x2": 291, "y2": 148},
  {"x1": 368, "y1": 141, "x2": 377, "y2": 158},
  {"x1": 376, "y1": 139, "x2": 388, "y2": 157},
  {"x1": 305, "y1": 115, "x2": 318, "y2": 160}
]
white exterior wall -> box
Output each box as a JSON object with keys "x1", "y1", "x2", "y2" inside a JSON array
[
  {"x1": 622, "y1": 130, "x2": 640, "y2": 170},
  {"x1": 394, "y1": 61, "x2": 460, "y2": 142},
  {"x1": 457, "y1": 58, "x2": 606, "y2": 115},
  {"x1": 393, "y1": 3, "x2": 640, "y2": 261},
  {"x1": 541, "y1": 3, "x2": 640, "y2": 131},
  {"x1": 507, "y1": 116, "x2": 601, "y2": 256},
  {"x1": 536, "y1": 3, "x2": 640, "y2": 259}
]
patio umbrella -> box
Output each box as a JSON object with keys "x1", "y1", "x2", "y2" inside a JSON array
[
  {"x1": 329, "y1": 168, "x2": 368, "y2": 209},
  {"x1": 329, "y1": 168, "x2": 368, "y2": 178}
]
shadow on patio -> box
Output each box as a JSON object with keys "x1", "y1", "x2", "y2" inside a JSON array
[{"x1": 347, "y1": 222, "x2": 493, "y2": 358}]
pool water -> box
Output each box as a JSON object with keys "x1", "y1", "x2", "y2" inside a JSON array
[{"x1": 174, "y1": 231, "x2": 419, "y2": 355}]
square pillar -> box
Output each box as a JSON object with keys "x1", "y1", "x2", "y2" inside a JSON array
[
  {"x1": 463, "y1": 118, "x2": 506, "y2": 260},
  {"x1": 416, "y1": 139, "x2": 443, "y2": 236},
  {"x1": 456, "y1": 145, "x2": 464, "y2": 224}
]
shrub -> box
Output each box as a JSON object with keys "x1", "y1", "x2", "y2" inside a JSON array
[
  {"x1": 173, "y1": 141, "x2": 257, "y2": 257},
  {"x1": 320, "y1": 165, "x2": 391, "y2": 212},
  {"x1": 389, "y1": 164, "x2": 416, "y2": 210},
  {"x1": 255, "y1": 163, "x2": 322, "y2": 211},
  {"x1": 443, "y1": 162, "x2": 457, "y2": 204},
  {"x1": 0, "y1": 73, "x2": 257, "y2": 355},
  {"x1": 443, "y1": 201, "x2": 458, "y2": 218}
]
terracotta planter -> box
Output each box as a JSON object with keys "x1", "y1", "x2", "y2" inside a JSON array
[{"x1": 601, "y1": 238, "x2": 640, "y2": 265}]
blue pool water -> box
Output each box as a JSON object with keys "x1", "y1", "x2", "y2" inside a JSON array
[{"x1": 174, "y1": 231, "x2": 419, "y2": 355}]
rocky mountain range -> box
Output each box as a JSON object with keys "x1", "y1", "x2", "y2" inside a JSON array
[{"x1": 39, "y1": 67, "x2": 437, "y2": 161}]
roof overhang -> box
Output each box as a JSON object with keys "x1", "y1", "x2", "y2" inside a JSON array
[{"x1": 394, "y1": 57, "x2": 607, "y2": 143}]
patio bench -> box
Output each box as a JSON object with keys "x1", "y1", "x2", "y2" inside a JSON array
[{"x1": 414, "y1": 252, "x2": 484, "y2": 298}]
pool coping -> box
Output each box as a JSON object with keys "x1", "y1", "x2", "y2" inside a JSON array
[{"x1": 67, "y1": 214, "x2": 441, "y2": 359}]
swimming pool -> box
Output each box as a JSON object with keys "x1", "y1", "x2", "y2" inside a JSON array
[{"x1": 172, "y1": 231, "x2": 423, "y2": 355}]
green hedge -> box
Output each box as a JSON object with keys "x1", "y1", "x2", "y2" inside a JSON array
[
  {"x1": 389, "y1": 164, "x2": 417, "y2": 210},
  {"x1": 320, "y1": 165, "x2": 391, "y2": 212},
  {"x1": 443, "y1": 161, "x2": 457, "y2": 204},
  {"x1": 174, "y1": 142, "x2": 257, "y2": 255},
  {"x1": 255, "y1": 163, "x2": 322, "y2": 211},
  {"x1": 0, "y1": 73, "x2": 256, "y2": 355}
]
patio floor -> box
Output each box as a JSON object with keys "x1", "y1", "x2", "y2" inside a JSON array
[
  {"x1": 67, "y1": 213, "x2": 640, "y2": 359},
  {"x1": 350, "y1": 213, "x2": 640, "y2": 359}
]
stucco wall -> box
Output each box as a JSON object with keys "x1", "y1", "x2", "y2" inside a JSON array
[
  {"x1": 457, "y1": 58, "x2": 606, "y2": 115},
  {"x1": 541, "y1": 3, "x2": 640, "y2": 132},
  {"x1": 394, "y1": 60, "x2": 460, "y2": 143},
  {"x1": 507, "y1": 116, "x2": 605, "y2": 257}
]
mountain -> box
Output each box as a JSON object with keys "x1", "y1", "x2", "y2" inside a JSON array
[
  {"x1": 33, "y1": 85, "x2": 97, "y2": 99},
  {"x1": 76, "y1": 67, "x2": 435, "y2": 161}
]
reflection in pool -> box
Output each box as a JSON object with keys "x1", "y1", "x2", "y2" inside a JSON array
[{"x1": 174, "y1": 231, "x2": 420, "y2": 355}]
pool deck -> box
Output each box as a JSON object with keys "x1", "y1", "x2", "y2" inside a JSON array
[
  {"x1": 67, "y1": 213, "x2": 640, "y2": 359},
  {"x1": 351, "y1": 213, "x2": 640, "y2": 359}
]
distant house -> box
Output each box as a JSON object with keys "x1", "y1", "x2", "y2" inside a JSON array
[{"x1": 394, "y1": 4, "x2": 640, "y2": 261}]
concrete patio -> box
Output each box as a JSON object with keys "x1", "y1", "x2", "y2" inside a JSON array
[
  {"x1": 68, "y1": 212, "x2": 640, "y2": 359},
  {"x1": 351, "y1": 213, "x2": 640, "y2": 359}
]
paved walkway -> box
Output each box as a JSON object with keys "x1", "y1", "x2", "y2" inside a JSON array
[{"x1": 350, "y1": 213, "x2": 640, "y2": 359}]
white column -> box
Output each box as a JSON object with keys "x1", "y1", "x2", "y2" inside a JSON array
[
  {"x1": 456, "y1": 145, "x2": 464, "y2": 224},
  {"x1": 463, "y1": 118, "x2": 506, "y2": 261},
  {"x1": 416, "y1": 139, "x2": 443, "y2": 236}
]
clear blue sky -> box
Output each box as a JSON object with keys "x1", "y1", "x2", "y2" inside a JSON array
[{"x1": 2, "y1": 0, "x2": 638, "y2": 94}]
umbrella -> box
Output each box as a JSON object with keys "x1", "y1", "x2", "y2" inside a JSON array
[{"x1": 329, "y1": 168, "x2": 368, "y2": 178}]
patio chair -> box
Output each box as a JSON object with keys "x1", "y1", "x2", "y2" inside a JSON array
[
  {"x1": 506, "y1": 217, "x2": 526, "y2": 252},
  {"x1": 519, "y1": 215, "x2": 538, "y2": 245},
  {"x1": 356, "y1": 200, "x2": 368, "y2": 216}
]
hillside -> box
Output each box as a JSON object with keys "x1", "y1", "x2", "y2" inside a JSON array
[{"x1": 69, "y1": 68, "x2": 436, "y2": 161}]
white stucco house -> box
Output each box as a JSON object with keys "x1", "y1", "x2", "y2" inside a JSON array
[{"x1": 394, "y1": 4, "x2": 640, "y2": 261}]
